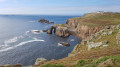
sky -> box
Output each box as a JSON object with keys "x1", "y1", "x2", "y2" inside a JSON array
[{"x1": 0, "y1": 0, "x2": 120, "y2": 15}]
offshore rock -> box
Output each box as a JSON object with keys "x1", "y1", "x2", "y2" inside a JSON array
[{"x1": 38, "y1": 19, "x2": 54, "y2": 24}]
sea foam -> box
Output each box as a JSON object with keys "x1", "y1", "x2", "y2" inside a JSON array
[
  {"x1": 0, "y1": 39, "x2": 45, "y2": 52},
  {"x1": 0, "y1": 30, "x2": 45, "y2": 52}
]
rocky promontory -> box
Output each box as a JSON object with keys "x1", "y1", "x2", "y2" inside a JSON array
[{"x1": 38, "y1": 12, "x2": 120, "y2": 67}]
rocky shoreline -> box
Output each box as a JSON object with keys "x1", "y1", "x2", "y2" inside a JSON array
[{"x1": 2, "y1": 12, "x2": 120, "y2": 67}]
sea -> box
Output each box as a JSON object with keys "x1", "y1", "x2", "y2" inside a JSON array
[{"x1": 0, "y1": 15, "x2": 81, "y2": 65}]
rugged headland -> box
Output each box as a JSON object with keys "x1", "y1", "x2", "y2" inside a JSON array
[
  {"x1": 1, "y1": 12, "x2": 120, "y2": 67},
  {"x1": 35, "y1": 12, "x2": 120, "y2": 67}
]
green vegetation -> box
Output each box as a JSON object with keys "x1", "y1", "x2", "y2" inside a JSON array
[
  {"x1": 56, "y1": 24, "x2": 66, "y2": 27},
  {"x1": 39, "y1": 12, "x2": 120, "y2": 67},
  {"x1": 41, "y1": 64, "x2": 65, "y2": 67},
  {"x1": 72, "y1": 12, "x2": 120, "y2": 26},
  {"x1": 41, "y1": 55, "x2": 120, "y2": 67},
  {"x1": 73, "y1": 55, "x2": 120, "y2": 67},
  {"x1": 91, "y1": 28, "x2": 119, "y2": 47}
]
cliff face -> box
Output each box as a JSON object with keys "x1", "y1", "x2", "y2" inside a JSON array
[
  {"x1": 66, "y1": 18, "x2": 104, "y2": 39},
  {"x1": 66, "y1": 12, "x2": 120, "y2": 39}
]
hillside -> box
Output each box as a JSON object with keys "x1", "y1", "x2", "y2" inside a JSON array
[
  {"x1": 34, "y1": 12, "x2": 120, "y2": 67},
  {"x1": 66, "y1": 12, "x2": 120, "y2": 39},
  {"x1": 69, "y1": 12, "x2": 120, "y2": 26}
]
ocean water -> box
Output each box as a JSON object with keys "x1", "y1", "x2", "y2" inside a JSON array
[{"x1": 0, "y1": 15, "x2": 81, "y2": 65}]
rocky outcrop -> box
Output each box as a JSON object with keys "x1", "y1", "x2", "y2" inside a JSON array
[
  {"x1": 34, "y1": 58, "x2": 47, "y2": 65},
  {"x1": 47, "y1": 24, "x2": 70, "y2": 37},
  {"x1": 38, "y1": 19, "x2": 54, "y2": 24},
  {"x1": 66, "y1": 19, "x2": 104, "y2": 39},
  {"x1": 116, "y1": 30, "x2": 120, "y2": 44}
]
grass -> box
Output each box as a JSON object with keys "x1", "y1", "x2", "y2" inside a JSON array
[
  {"x1": 39, "y1": 12, "x2": 120, "y2": 67},
  {"x1": 90, "y1": 28, "x2": 119, "y2": 47},
  {"x1": 56, "y1": 24, "x2": 66, "y2": 27},
  {"x1": 41, "y1": 64, "x2": 65, "y2": 67},
  {"x1": 42, "y1": 55, "x2": 120, "y2": 67},
  {"x1": 71, "y1": 12, "x2": 120, "y2": 26},
  {"x1": 73, "y1": 54, "x2": 120, "y2": 67}
]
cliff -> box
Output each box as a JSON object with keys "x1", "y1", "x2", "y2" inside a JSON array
[
  {"x1": 66, "y1": 12, "x2": 120, "y2": 39},
  {"x1": 37, "y1": 12, "x2": 120, "y2": 67},
  {"x1": 48, "y1": 12, "x2": 120, "y2": 40}
]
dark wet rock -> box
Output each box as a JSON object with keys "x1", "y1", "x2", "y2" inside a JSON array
[
  {"x1": 32, "y1": 30, "x2": 40, "y2": 33},
  {"x1": 47, "y1": 26, "x2": 56, "y2": 34},
  {"x1": 60, "y1": 42, "x2": 70, "y2": 46},
  {"x1": 38, "y1": 19, "x2": 54, "y2": 24},
  {"x1": 42, "y1": 30, "x2": 48, "y2": 32}
]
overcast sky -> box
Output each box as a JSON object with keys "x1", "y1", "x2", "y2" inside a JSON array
[{"x1": 0, "y1": 0, "x2": 120, "y2": 15}]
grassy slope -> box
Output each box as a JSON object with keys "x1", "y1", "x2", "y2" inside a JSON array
[
  {"x1": 41, "y1": 28, "x2": 120, "y2": 67},
  {"x1": 40, "y1": 12, "x2": 120, "y2": 67},
  {"x1": 72, "y1": 12, "x2": 120, "y2": 26}
]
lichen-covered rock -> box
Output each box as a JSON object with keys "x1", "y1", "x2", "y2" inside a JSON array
[
  {"x1": 105, "y1": 26, "x2": 110, "y2": 29},
  {"x1": 88, "y1": 42, "x2": 103, "y2": 50},
  {"x1": 103, "y1": 40, "x2": 109, "y2": 44},
  {"x1": 102, "y1": 32, "x2": 108, "y2": 36},
  {"x1": 116, "y1": 32, "x2": 120, "y2": 44},
  {"x1": 81, "y1": 40, "x2": 87, "y2": 45},
  {"x1": 108, "y1": 31, "x2": 113, "y2": 35},
  {"x1": 35, "y1": 58, "x2": 47, "y2": 65},
  {"x1": 116, "y1": 24, "x2": 120, "y2": 29},
  {"x1": 102, "y1": 31, "x2": 113, "y2": 36}
]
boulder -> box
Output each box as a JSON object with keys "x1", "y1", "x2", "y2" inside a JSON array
[
  {"x1": 42, "y1": 30, "x2": 48, "y2": 32},
  {"x1": 60, "y1": 42, "x2": 70, "y2": 46},
  {"x1": 116, "y1": 24, "x2": 120, "y2": 29},
  {"x1": 81, "y1": 40, "x2": 87, "y2": 45},
  {"x1": 55, "y1": 26, "x2": 70, "y2": 37},
  {"x1": 116, "y1": 33, "x2": 120, "y2": 44},
  {"x1": 35, "y1": 58, "x2": 47, "y2": 65},
  {"x1": 105, "y1": 26, "x2": 110, "y2": 29},
  {"x1": 103, "y1": 40, "x2": 109, "y2": 44}
]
